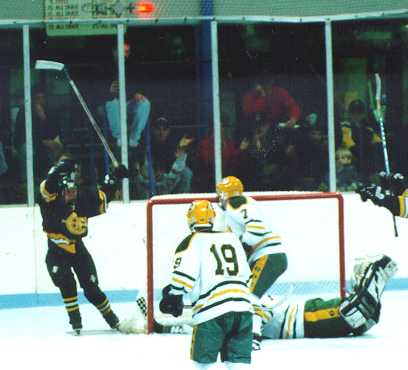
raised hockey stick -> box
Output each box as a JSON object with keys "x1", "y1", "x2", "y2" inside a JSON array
[
  {"x1": 35, "y1": 60, "x2": 119, "y2": 168},
  {"x1": 370, "y1": 73, "x2": 398, "y2": 237}
]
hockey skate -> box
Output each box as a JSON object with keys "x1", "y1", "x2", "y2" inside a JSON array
[
  {"x1": 68, "y1": 310, "x2": 82, "y2": 335},
  {"x1": 103, "y1": 310, "x2": 120, "y2": 330},
  {"x1": 252, "y1": 333, "x2": 262, "y2": 351}
]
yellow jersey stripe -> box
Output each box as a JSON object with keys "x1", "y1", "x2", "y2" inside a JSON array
[
  {"x1": 399, "y1": 195, "x2": 406, "y2": 218},
  {"x1": 98, "y1": 190, "x2": 107, "y2": 214},
  {"x1": 208, "y1": 288, "x2": 248, "y2": 301},
  {"x1": 172, "y1": 277, "x2": 193, "y2": 290},
  {"x1": 247, "y1": 225, "x2": 266, "y2": 230},
  {"x1": 40, "y1": 180, "x2": 57, "y2": 202},
  {"x1": 253, "y1": 235, "x2": 281, "y2": 250}
]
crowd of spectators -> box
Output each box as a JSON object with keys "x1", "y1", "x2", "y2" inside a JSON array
[{"x1": 0, "y1": 66, "x2": 386, "y2": 203}]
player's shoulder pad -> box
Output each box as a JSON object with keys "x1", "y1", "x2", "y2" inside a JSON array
[
  {"x1": 228, "y1": 195, "x2": 248, "y2": 210},
  {"x1": 175, "y1": 233, "x2": 195, "y2": 254}
]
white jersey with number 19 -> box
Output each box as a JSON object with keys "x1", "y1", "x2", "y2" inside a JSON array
[{"x1": 169, "y1": 230, "x2": 253, "y2": 325}]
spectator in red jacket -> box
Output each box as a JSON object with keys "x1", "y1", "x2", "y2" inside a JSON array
[{"x1": 241, "y1": 79, "x2": 301, "y2": 138}]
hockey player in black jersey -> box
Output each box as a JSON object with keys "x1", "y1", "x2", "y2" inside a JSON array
[{"x1": 39, "y1": 152, "x2": 128, "y2": 335}]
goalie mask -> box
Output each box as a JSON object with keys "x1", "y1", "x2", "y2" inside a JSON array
[
  {"x1": 187, "y1": 200, "x2": 216, "y2": 231},
  {"x1": 216, "y1": 176, "x2": 244, "y2": 209}
]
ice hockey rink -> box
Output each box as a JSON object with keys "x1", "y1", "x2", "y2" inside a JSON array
[{"x1": 0, "y1": 289, "x2": 405, "y2": 370}]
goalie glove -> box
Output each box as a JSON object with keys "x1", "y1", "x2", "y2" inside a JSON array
[
  {"x1": 356, "y1": 184, "x2": 399, "y2": 215},
  {"x1": 159, "y1": 285, "x2": 184, "y2": 318}
]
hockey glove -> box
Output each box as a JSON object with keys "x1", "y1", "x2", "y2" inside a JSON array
[
  {"x1": 378, "y1": 171, "x2": 406, "y2": 196},
  {"x1": 113, "y1": 164, "x2": 129, "y2": 180},
  {"x1": 46, "y1": 159, "x2": 77, "y2": 193},
  {"x1": 159, "y1": 284, "x2": 184, "y2": 318},
  {"x1": 356, "y1": 184, "x2": 400, "y2": 215}
]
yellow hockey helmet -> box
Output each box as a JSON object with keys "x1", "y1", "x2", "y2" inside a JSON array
[
  {"x1": 216, "y1": 176, "x2": 244, "y2": 208},
  {"x1": 187, "y1": 200, "x2": 216, "y2": 231}
]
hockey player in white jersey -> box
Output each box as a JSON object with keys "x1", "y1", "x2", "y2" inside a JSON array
[
  {"x1": 159, "y1": 199, "x2": 254, "y2": 369},
  {"x1": 261, "y1": 254, "x2": 397, "y2": 340},
  {"x1": 216, "y1": 176, "x2": 287, "y2": 349}
]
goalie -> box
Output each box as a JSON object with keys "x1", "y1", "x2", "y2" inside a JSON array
[{"x1": 261, "y1": 254, "x2": 397, "y2": 339}]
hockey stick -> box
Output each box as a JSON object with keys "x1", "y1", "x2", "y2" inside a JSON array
[
  {"x1": 35, "y1": 60, "x2": 119, "y2": 168},
  {"x1": 370, "y1": 73, "x2": 398, "y2": 237}
]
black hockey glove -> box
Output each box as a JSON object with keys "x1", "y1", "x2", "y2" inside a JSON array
[
  {"x1": 356, "y1": 184, "x2": 400, "y2": 215},
  {"x1": 113, "y1": 164, "x2": 129, "y2": 180},
  {"x1": 378, "y1": 171, "x2": 406, "y2": 196},
  {"x1": 159, "y1": 284, "x2": 184, "y2": 318},
  {"x1": 46, "y1": 159, "x2": 77, "y2": 193}
]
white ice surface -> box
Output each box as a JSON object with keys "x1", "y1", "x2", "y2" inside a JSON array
[{"x1": 0, "y1": 290, "x2": 406, "y2": 370}]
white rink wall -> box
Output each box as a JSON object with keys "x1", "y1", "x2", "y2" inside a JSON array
[{"x1": 0, "y1": 193, "x2": 407, "y2": 300}]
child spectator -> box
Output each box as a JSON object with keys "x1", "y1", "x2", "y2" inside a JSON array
[{"x1": 320, "y1": 147, "x2": 360, "y2": 192}]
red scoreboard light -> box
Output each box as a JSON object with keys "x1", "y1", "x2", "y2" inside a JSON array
[{"x1": 133, "y1": 1, "x2": 156, "y2": 16}]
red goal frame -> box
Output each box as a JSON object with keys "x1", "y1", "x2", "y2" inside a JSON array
[{"x1": 146, "y1": 192, "x2": 345, "y2": 333}]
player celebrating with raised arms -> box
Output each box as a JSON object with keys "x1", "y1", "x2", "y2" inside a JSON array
[
  {"x1": 39, "y1": 152, "x2": 128, "y2": 335},
  {"x1": 216, "y1": 176, "x2": 287, "y2": 350},
  {"x1": 159, "y1": 200, "x2": 253, "y2": 369}
]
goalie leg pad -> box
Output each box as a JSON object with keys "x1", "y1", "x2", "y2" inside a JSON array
[
  {"x1": 340, "y1": 255, "x2": 397, "y2": 334},
  {"x1": 353, "y1": 254, "x2": 398, "y2": 303},
  {"x1": 339, "y1": 292, "x2": 380, "y2": 334}
]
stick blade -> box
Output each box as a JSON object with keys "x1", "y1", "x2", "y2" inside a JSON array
[{"x1": 35, "y1": 60, "x2": 65, "y2": 71}]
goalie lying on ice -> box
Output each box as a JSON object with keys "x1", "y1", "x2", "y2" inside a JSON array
[
  {"x1": 122, "y1": 254, "x2": 397, "y2": 341},
  {"x1": 261, "y1": 254, "x2": 397, "y2": 339}
]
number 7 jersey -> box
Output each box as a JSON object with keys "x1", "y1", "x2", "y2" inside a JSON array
[{"x1": 169, "y1": 230, "x2": 253, "y2": 325}]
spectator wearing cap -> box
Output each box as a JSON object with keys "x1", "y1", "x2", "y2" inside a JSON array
[
  {"x1": 135, "y1": 117, "x2": 194, "y2": 198},
  {"x1": 339, "y1": 99, "x2": 382, "y2": 182}
]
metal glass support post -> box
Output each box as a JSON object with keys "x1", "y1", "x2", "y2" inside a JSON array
[
  {"x1": 117, "y1": 23, "x2": 130, "y2": 202},
  {"x1": 325, "y1": 20, "x2": 337, "y2": 192},
  {"x1": 211, "y1": 20, "x2": 222, "y2": 186},
  {"x1": 23, "y1": 25, "x2": 34, "y2": 206}
]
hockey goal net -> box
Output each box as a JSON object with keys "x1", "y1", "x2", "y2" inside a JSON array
[{"x1": 145, "y1": 191, "x2": 345, "y2": 333}]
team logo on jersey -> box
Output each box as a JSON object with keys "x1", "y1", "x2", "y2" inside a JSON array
[{"x1": 63, "y1": 212, "x2": 88, "y2": 236}]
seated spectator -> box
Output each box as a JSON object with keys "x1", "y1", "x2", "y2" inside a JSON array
[
  {"x1": 293, "y1": 115, "x2": 328, "y2": 190},
  {"x1": 339, "y1": 99, "x2": 382, "y2": 182},
  {"x1": 194, "y1": 126, "x2": 240, "y2": 192},
  {"x1": 319, "y1": 147, "x2": 360, "y2": 192},
  {"x1": 134, "y1": 117, "x2": 194, "y2": 198},
  {"x1": 240, "y1": 77, "x2": 301, "y2": 138},
  {"x1": 13, "y1": 87, "x2": 63, "y2": 182},
  {"x1": 236, "y1": 117, "x2": 296, "y2": 191},
  {"x1": 99, "y1": 80, "x2": 151, "y2": 149},
  {"x1": 135, "y1": 141, "x2": 190, "y2": 199}
]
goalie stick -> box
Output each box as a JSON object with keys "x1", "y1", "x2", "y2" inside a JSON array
[
  {"x1": 369, "y1": 73, "x2": 398, "y2": 237},
  {"x1": 35, "y1": 60, "x2": 119, "y2": 168}
]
